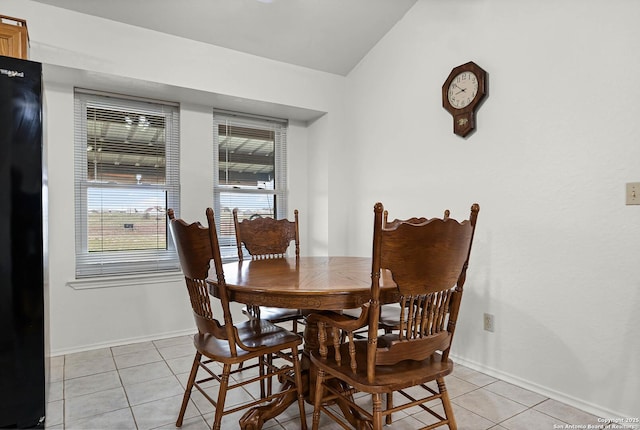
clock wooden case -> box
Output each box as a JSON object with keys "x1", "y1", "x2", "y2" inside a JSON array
[{"x1": 442, "y1": 61, "x2": 487, "y2": 137}]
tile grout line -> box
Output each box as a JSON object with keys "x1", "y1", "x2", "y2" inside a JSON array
[{"x1": 111, "y1": 344, "x2": 141, "y2": 430}]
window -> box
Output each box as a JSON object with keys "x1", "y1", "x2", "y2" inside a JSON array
[
  {"x1": 212, "y1": 112, "x2": 288, "y2": 260},
  {"x1": 74, "y1": 90, "x2": 180, "y2": 277}
]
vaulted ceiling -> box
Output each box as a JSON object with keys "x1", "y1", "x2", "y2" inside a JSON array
[{"x1": 31, "y1": 0, "x2": 417, "y2": 76}]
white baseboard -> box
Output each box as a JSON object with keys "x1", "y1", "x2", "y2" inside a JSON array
[
  {"x1": 450, "y1": 353, "x2": 628, "y2": 421},
  {"x1": 50, "y1": 328, "x2": 196, "y2": 357}
]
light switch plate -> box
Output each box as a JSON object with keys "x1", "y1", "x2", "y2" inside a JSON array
[{"x1": 626, "y1": 183, "x2": 640, "y2": 205}]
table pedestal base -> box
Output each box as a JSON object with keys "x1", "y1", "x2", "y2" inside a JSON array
[
  {"x1": 238, "y1": 370, "x2": 367, "y2": 430},
  {"x1": 239, "y1": 384, "x2": 301, "y2": 430},
  {"x1": 237, "y1": 312, "x2": 367, "y2": 429}
]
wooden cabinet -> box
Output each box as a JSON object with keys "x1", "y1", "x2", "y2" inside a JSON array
[{"x1": 0, "y1": 16, "x2": 29, "y2": 60}]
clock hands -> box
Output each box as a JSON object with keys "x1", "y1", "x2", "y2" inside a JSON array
[{"x1": 451, "y1": 83, "x2": 467, "y2": 94}]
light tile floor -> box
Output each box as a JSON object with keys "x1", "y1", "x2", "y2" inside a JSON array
[{"x1": 45, "y1": 331, "x2": 605, "y2": 430}]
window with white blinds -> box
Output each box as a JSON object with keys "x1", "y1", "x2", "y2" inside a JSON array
[
  {"x1": 74, "y1": 90, "x2": 180, "y2": 277},
  {"x1": 212, "y1": 112, "x2": 288, "y2": 261}
]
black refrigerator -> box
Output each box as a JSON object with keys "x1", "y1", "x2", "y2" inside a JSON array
[{"x1": 0, "y1": 55, "x2": 47, "y2": 428}]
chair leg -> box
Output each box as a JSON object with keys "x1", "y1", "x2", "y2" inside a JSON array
[
  {"x1": 176, "y1": 352, "x2": 200, "y2": 427},
  {"x1": 312, "y1": 369, "x2": 326, "y2": 430},
  {"x1": 212, "y1": 363, "x2": 232, "y2": 430},
  {"x1": 386, "y1": 392, "x2": 393, "y2": 425},
  {"x1": 258, "y1": 354, "x2": 266, "y2": 399},
  {"x1": 267, "y1": 353, "x2": 273, "y2": 397},
  {"x1": 438, "y1": 377, "x2": 457, "y2": 430},
  {"x1": 372, "y1": 393, "x2": 383, "y2": 430},
  {"x1": 291, "y1": 346, "x2": 308, "y2": 430}
]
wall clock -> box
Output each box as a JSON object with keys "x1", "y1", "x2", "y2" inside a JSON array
[{"x1": 442, "y1": 61, "x2": 487, "y2": 137}]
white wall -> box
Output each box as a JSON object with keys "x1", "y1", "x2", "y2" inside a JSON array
[
  {"x1": 344, "y1": 0, "x2": 640, "y2": 418},
  {"x1": 3, "y1": 0, "x2": 345, "y2": 354}
]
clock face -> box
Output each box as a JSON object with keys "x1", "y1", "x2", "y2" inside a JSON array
[{"x1": 447, "y1": 71, "x2": 479, "y2": 109}]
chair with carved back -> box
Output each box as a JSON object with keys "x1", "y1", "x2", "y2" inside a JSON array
[
  {"x1": 308, "y1": 202, "x2": 479, "y2": 430},
  {"x1": 377, "y1": 208, "x2": 449, "y2": 334},
  {"x1": 232, "y1": 208, "x2": 305, "y2": 333},
  {"x1": 167, "y1": 208, "x2": 307, "y2": 430}
]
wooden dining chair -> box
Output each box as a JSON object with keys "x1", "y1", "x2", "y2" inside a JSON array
[
  {"x1": 232, "y1": 208, "x2": 305, "y2": 334},
  {"x1": 167, "y1": 208, "x2": 307, "y2": 430},
  {"x1": 308, "y1": 202, "x2": 479, "y2": 430}
]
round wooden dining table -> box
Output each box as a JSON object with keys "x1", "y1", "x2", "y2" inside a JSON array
[
  {"x1": 216, "y1": 256, "x2": 397, "y2": 310},
  {"x1": 207, "y1": 256, "x2": 398, "y2": 430}
]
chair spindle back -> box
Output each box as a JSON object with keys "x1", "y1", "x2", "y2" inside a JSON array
[
  {"x1": 233, "y1": 208, "x2": 300, "y2": 260},
  {"x1": 168, "y1": 208, "x2": 238, "y2": 353},
  {"x1": 368, "y1": 202, "x2": 479, "y2": 373}
]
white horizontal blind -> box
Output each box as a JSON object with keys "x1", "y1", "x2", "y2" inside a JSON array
[
  {"x1": 74, "y1": 90, "x2": 180, "y2": 277},
  {"x1": 212, "y1": 112, "x2": 288, "y2": 261}
]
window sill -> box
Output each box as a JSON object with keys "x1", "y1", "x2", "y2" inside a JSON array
[{"x1": 67, "y1": 271, "x2": 184, "y2": 290}]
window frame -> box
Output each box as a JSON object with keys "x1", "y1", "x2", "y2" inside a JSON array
[
  {"x1": 73, "y1": 90, "x2": 181, "y2": 278},
  {"x1": 212, "y1": 111, "x2": 288, "y2": 261}
]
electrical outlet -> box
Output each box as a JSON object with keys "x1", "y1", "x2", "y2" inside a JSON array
[
  {"x1": 626, "y1": 183, "x2": 640, "y2": 205},
  {"x1": 483, "y1": 313, "x2": 495, "y2": 332}
]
